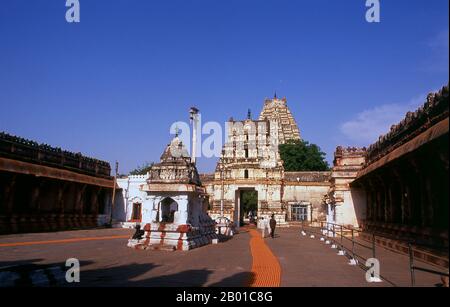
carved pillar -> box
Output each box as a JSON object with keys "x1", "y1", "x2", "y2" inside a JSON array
[
  {"x1": 30, "y1": 178, "x2": 45, "y2": 214},
  {"x1": 375, "y1": 172, "x2": 388, "y2": 224},
  {"x1": 390, "y1": 166, "x2": 401, "y2": 224},
  {"x1": 57, "y1": 182, "x2": 70, "y2": 214},
  {"x1": 360, "y1": 179, "x2": 369, "y2": 223},
  {"x1": 392, "y1": 166, "x2": 410, "y2": 225},
  {"x1": 75, "y1": 184, "x2": 87, "y2": 214},
  {"x1": 4, "y1": 174, "x2": 17, "y2": 214},
  {"x1": 91, "y1": 187, "x2": 100, "y2": 214},
  {"x1": 410, "y1": 154, "x2": 431, "y2": 227},
  {"x1": 405, "y1": 157, "x2": 422, "y2": 227},
  {"x1": 365, "y1": 177, "x2": 376, "y2": 223}
]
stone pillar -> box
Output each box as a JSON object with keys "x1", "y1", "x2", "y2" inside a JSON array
[
  {"x1": 366, "y1": 177, "x2": 377, "y2": 223},
  {"x1": 175, "y1": 196, "x2": 189, "y2": 225},
  {"x1": 390, "y1": 167, "x2": 402, "y2": 225},
  {"x1": 374, "y1": 174, "x2": 388, "y2": 224},
  {"x1": 387, "y1": 181, "x2": 396, "y2": 224},
  {"x1": 4, "y1": 174, "x2": 17, "y2": 214},
  {"x1": 75, "y1": 184, "x2": 87, "y2": 214},
  {"x1": 91, "y1": 187, "x2": 99, "y2": 214},
  {"x1": 393, "y1": 167, "x2": 410, "y2": 225},
  {"x1": 57, "y1": 182, "x2": 70, "y2": 214},
  {"x1": 30, "y1": 178, "x2": 45, "y2": 213},
  {"x1": 401, "y1": 160, "x2": 421, "y2": 227}
]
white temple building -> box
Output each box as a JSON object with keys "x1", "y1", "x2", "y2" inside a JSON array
[{"x1": 124, "y1": 135, "x2": 217, "y2": 251}]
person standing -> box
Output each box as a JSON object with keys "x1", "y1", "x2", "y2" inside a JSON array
[{"x1": 269, "y1": 214, "x2": 277, "y2": 238}]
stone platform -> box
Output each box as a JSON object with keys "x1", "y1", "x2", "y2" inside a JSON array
[{"x1": 128, "y1": 222, "x2": 218, "y2": 251}]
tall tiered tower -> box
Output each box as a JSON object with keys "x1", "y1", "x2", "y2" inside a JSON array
[
  {"x1": 259, "y1": 96, "x2": 301, "y2": 143},
  {"x1": 208, "y1": 95, "x2": 302, "y2": 227}
]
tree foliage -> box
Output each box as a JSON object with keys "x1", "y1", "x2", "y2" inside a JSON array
[
  {"x1": 279, "y1": 139, "x2": 330, "y2": 171},
  {"x1": 129, "y1": 162, "x2": 154, "y2": 175},
  {"x1": 241, "y1": 190, "x2": 258, "y2": 214}
]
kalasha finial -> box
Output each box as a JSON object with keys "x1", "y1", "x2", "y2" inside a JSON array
[
  {"x1": 247, "y1": 109, "x2": 252, "y2": 120},
  {"x1": 274, "y1": 91, "x2": 277, "y2": 99}
]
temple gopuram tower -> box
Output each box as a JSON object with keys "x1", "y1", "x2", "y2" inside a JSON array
[
  {"x1": 259, "y1": 95, "x2": 301, "y2": 142},
  {"x1": 209, "y1": 95, "x2": 302, "y2": 228}
]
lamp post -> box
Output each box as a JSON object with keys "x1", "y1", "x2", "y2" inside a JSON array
[{"x1": 189, "y1": 107, "x2": 199, "y2": 165}]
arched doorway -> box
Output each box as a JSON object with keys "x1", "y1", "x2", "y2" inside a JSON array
[
  {"x1": 131, "y1": 202, "x2": 142, "y2": 222},
  {"x1": 160, "y1": 197, "x2": 178, "y2": 223},
  {"x1": 129, "y1": 197, "x2": 143, "y2": 222}
]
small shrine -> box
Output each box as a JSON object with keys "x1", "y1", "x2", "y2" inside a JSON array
[{"x1": 127, "y1": 135, "x2": 218, "y2": 251}]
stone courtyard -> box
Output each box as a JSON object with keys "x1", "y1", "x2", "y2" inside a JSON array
[{"x1": 0, "y1": 227, "x2": 443, "y2": 287}]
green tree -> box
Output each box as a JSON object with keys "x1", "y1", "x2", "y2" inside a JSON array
[
  {"x1": 279, "y1": 139, "x2": 330, "y2": 171},
  {"x1": 241, "y1": 190, "x2": 258, "y2": 214},
  {"x1": 129, "y1": 162, "x2": 154, "y2": 175}
]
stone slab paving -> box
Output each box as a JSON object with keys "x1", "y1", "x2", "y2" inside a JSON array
[
  {"x1": 0, "y1": 228, "x2": 252, "y2": 287},
  {"x1": 1, "y1": 227, "x2": 442, "y2": 287},
  {"x1": 335, "y1": 234, "x2": 447, "y2": 287},
  {"x1": 265, "y1": 228, "x2": 385, "y2": 287},
  {"x1": 267, "y1": 227, "x2": 446, "y2": 287}
]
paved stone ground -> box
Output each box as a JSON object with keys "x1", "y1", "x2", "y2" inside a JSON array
[
  {"x1": 0, "y1": 227, "x2": 444, "y2": 287},
  {"x1": 265, "y1": 228, "x2": 383, "y2": 287},
  {"x1": 0, "y1": 228, "x2": 252, "y2": 287},
  {"x1": 286, "y1": 227, "x2": 446, "y2": 287}
]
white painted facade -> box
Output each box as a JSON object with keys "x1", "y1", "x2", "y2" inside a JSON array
[{"x1": 114, "y1": 174, "x2": 149, "y2": 228}]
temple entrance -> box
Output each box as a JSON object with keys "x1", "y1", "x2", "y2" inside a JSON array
[
  {"x1": 160, "y1": 197, "x2": 178, "y2": 223},
  {"x1": 234, "y1": 188, "x2": 258, "y2": 228}
]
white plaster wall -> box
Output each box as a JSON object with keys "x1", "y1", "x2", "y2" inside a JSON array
[
  {"x1": 115, "y1": 175, "x2": 148, "y2": 223},
  {"x1": 284, "y1": 185, "x2": 328, "y2": 220},
  {"x1": 335, "y1": 188, "x2": 367, "y2": 227}
]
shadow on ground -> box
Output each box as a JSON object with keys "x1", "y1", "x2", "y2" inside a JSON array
[{"x1": 0, "y1": 258, "x2": 255, "y2": 287}]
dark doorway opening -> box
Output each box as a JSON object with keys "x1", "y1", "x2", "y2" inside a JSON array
[
  {"x1": 131, "y1": 202, "x2": 142, "y2": 222},
  {"x1": 161, "y1": 197, "x2": 178, "y2": 223},
  {"x1": 240, "y1": 190, "x2": 258, "y2": 226}
]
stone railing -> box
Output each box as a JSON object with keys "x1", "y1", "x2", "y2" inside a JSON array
[
  {"x1": 128, "y1": 174, "x2": 149, "y2": 180},
  {"x1": 365, "y1": 84, "x2": 449, "y2": 166},
  {"x1": 0, "y1": 131, "x2": 111, "y2": 178}
]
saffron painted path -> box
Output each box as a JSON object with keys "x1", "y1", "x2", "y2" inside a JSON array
[{"x1": 246, "y1": 228, "x2": 281, "y2": 287}]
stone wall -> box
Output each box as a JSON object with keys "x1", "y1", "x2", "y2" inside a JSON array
[
  {"x1": 351, "y1": 85, "x2": 449, "y2": 249},
  {"x1": 0, "y1": 132, "x2": 114, "y2": 234}
]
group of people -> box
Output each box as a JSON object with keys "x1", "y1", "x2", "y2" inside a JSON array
[{"x1": 256, "y1": 214, "x2": 277, "y2": 239}]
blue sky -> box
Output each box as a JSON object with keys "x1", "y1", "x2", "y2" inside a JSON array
[{"x1": 0, "y1": 0, "x2": 448, "y2": 174}]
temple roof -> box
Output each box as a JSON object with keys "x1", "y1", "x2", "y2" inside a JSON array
[
  {"x1": 148, "y1": 136, "x2": 202, "y2": 186},
  {"x1": 159, "y1": 136, "x2": 191, "y2": 164},
  {"x1": 259, "y1": 96, "x2": 301, "y2": 144}
]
